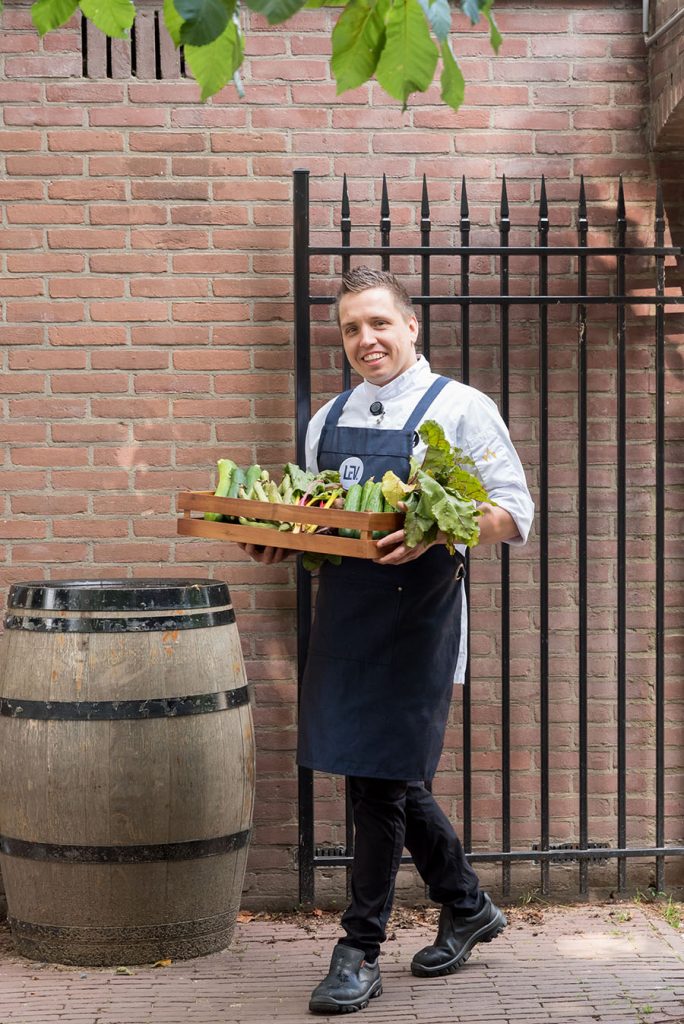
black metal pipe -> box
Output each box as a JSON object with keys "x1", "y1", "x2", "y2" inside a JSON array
[
  {"x1": 294, "y1": 168, "x2": 315, "y2": 908},
  {"x1": 616, "y1": 178, "x2": 628, "y2": 893},
  {"x1": 420, "y1": 175, "x2": 431, "y2": 362},
  {"x1": 499, "y1": 176, "x2": 512, "y2": 897},
  {"x1": 654, "y1": 183, "x2": 666, "y2": 893},
  {"x1": 460, "y1": 177, "x2": 472, "y2": 854},
  {"x1": 538, "y1": 178, "x2": 550, "y2": 896},
  {"x1": 577, "y1": 178, "x2": 589, "y2": 895}
]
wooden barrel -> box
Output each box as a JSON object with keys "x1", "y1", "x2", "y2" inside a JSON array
[{"x1": 0, "y1": 578, "x2": 255, "y2": 966}]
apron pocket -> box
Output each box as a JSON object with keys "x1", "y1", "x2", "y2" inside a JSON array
[{"x1": 308, "y1": 572, "x2": 403, "y2": 668}]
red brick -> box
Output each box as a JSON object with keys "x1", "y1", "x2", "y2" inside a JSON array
[
  {"x1": 89, "y1": 253, "x2": 169, "y2": 274},
  {"x1": 11, "y1": 446, "x2": 88, "y2": 466},
  {"x1": 12, "y1": 542, "x2": 88, "y2": 562},
  {"x1": 89, "y1": 108, "x2": 168, "y2": 127},
  {"x1": 9, "y1": 350, "x2": 85, "y2": 370},
  {"x1": 130, "y1": 277, "x2": 209, "y2": 297},
  {"x1": 47, "y1": 228, "x2": 126, "y2": 250},
  {"x1": 51, "y1": 373, "x2": 129, "y2": 394},
  {"x1": 5, "y1": 105, "x2": 84, "y2": 126},
  {"x1": 131, "y1": 228, "x2": 209, "y2": 249},
  {"x1": 172, "y1": 301, "x2": 250, "y2": 322},
  {"x1": 172, "y1": 350, "x2": 251, "y2": 370},
  {"x1": 130, "y1": 132, "x2": 207, "y2": 152},
  {"x1": 48, "y1": 325, "x2": 127, "y2": 348},
  {"x1": 89, "y1": 205, "x2": 169, "y2": 225},
  {"x1": 90, "y1": 300, "x2": 168, "y2": 322},
  {"x1": 5, "y1": 154, "x2": 84, "y2": 175},
  {"x1": 133, "y1": 373, "x2": 211, "y2": 393},
  {"x1": 48, "y1": 180, "x2": 127, "y2": 201},
  {"x1": 47, "y1": 130, "x2": 124, "y2": 152},
  {"x1": 0, "y1": 181, "x2": 44, "y2": 200},
  {"x1": 6, "y1": 301, "x2": 84, "y2": 322},
  {"x1": 48, "y1": 279, "x2": 124, "y2": 299}
]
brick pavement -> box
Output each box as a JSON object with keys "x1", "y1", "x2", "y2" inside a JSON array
[{"x1": 0, "y1": 903, "x2": 682, "y2": 1024}]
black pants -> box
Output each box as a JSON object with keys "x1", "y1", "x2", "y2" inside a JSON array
[{"x1": 337, "y1": 776, "x2": 482, "y2": 962}]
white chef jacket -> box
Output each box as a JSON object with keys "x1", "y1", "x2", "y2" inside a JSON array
[{"x1": 305, "y1": 356, "x2": 535, "y2": 684}]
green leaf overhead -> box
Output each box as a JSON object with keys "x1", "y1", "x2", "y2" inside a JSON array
[
  {"x1": 163, "y1": 0, "x2": 184, "y2": 45},
  {"x1": 174, "y1": 0, "x2": 234, "y2": 46},
  {"x1": 20, "y1": 0, "x2": 503, "y2": 106},
  {"x1": 460, "y1": 0, "x2": 479, "y2": 22},
  {"x1": 184, "y1": 15, "x2": 243, "y2": 100},
  {"x1": 425, "y1": 0, "x2": 451, "y2": 42},
  {"x1": 31, "y1": 0, "x2": 78, "y2": 34},
  {"x1": 79, "y1": 0, "x2": 135, "y2": 36},
  {"x1": 480, "y1": 0, "x2": 501, "y2": 53},
  {"x1": 375, "y1": 0, "x2": 438, "y2": 108},
  {"x1": 331, "y1": 0, "x2": 388, "y2": 94},
  {"x1": 244, "y1": 0, "x2": 308, "y2": 25},
  {"x1": 440, "y1": 39, "x2": 465, "y2": 110}
]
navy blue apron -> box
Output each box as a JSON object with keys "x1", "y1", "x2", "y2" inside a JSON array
[{"x1": 297, "y1": 377, "x2": 465, "y2": 782}]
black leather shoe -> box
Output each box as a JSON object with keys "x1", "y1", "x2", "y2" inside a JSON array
[
  {"x1": 309, "y1": 944, "x2": 382, "y2": 1014},
  {"x1": 411, "y1": 893, "x2": 507, "y2": 978}
]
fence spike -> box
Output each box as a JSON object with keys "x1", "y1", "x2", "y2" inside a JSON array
[
  {"x1": 538, "y1": 175, "x2": 549, "y2": 232},
  {"x1": 500, "y1": 174, "x2": 510, "y2": 226},
  {"x1": 420, "y1": 174, "x2": 431, "y2": 232},
  {"x1": 380, "y1": 173, "x2": 391, "y2": 268},
  {"x1": 578, "y1": 175, "x2": 588, "y2": 230},
  {"x1": 616, "y1": 175, "x2": 626, "y2": 225},
  {"x1": 380, "y1": 173, "x2": 391, "y2": 228},
  {"x1": 341, "y1": 173, "x2": 350, "y2": 224},
  {"x1": 459, "y1": 174, "x2": 470, "y2": 223}
]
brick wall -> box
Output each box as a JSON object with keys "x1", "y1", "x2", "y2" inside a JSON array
[
  {"x1": 649, "y1": 0, "x2": 684, "y2": 150},
  {"x1": 0, "y1": 0, "x2": 682, "y2": 910}
]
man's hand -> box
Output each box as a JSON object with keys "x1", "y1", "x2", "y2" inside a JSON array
[
  {"x1": 238, "y1": 543, "x2": 291, "y2": 565},
  {"x1": 373, "y1": 529, "x2": 438, "y2": 565}
]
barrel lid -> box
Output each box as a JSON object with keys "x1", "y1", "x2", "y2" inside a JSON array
[{"x1": 7, "y1": 578, "x2": 230, "y2": 613}]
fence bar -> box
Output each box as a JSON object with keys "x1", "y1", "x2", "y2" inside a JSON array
[
  {"x1": 459, "y1": 177, "x2": 472, "y2": 854},
  {"x1": 293, "y1": 168, "x2": 315, "y2": 907},
  {"x1": 577, "y1": 179, "x2": 589, "y2": 895},
  {"x1": 314, "y1": 845, "x2": 684, "y2": 867},
  {"x1": 616, "y1": 179, "x2": 628, "y2": 893},
  {"x1": 420, "y1": 175, "x2": 432, "y2": 362},
  {"x1": 310, "y1": 294, "x2": 683, "y2": 308},
  {"x1": 311, "y1": 244, "x2": 681, "y2": 257},
  {"x1": 654, "y1": 183, "x2": 666, "y2": 892},
  {"x1": 538, "y1": 178, "x2": 550, "y2": 895},
  {"x1": 341, "y1": 174, "x2": 352, "y2": 392},
  {"x1": 499, "y1": 177, "x2": 512, "y2": 896}
]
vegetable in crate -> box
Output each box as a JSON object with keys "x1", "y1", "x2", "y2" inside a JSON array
[
  {"x1": 381, "y1": 420, "x2": 492, "y2": 552},
  {"x1": 203, "y1": 459, "x2": 237, "y2": 522}
]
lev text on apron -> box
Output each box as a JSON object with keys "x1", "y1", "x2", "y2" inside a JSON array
[{"x1": 297, "y1": 377, "x2": 466, "y2": 782}]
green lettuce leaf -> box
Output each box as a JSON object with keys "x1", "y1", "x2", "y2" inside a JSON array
[{"x1": 381, "y1": 470, "x2": 416, "y2": 509}]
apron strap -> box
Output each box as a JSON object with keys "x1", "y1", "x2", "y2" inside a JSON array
[
  {"x1": 402, "y1": 376, "x2": 451, "y2": 430},
  {"x1": 317, "y1": 389, "x2": 354, "y2": 467}
]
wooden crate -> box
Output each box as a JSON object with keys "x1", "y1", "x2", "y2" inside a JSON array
[{"x1": 177, "y1": 492, "x2": 404, "y2": 559}]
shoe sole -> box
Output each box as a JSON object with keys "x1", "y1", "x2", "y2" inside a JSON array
[
  {"x1": 309, "y1": 981, "x2": 383, "y2": 1014},
  {"x1": 410, "y1": 912, "x2": 508, "y2": 978}
]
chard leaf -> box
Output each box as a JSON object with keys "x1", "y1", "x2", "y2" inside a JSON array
[
  {"x1": 381, "y1": 470, "x2": 415, "y2": 509},
  {"x1": 283, "y1": 462, "x2": 314, "y2": 496},
  {"x1": 445, "y1": 468, "x2": 489, "y2": 502}
]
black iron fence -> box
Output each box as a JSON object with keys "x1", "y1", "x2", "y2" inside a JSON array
[{"x1": 292, "y1": 168, "x2": 684, "y2": 906}]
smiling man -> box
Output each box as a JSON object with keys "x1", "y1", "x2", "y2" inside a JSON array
[{"x1": 244, "y1": 267, "x2": 534, "y2": 1014}]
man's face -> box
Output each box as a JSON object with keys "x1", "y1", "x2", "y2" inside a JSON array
[{"x1": 338, "y1": 286, "x2": 419, "y2": 386}]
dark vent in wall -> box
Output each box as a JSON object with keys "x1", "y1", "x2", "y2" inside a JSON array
[{"x1": 80, "y1": 9, "x2": 187, "y2": 80}]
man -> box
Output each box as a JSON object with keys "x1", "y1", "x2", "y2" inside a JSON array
[{"x1": 243, "y1": 267, "x2": 534, "y2": 1014}]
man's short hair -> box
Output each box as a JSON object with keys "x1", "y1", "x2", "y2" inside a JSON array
[{"x1": 335, "y1": 266, "x2": 414, "y2": 323}]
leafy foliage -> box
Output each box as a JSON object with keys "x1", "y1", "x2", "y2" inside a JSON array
[
  {"x1": 15, "y1": 0, "x2": 502, "y2": 107},
  {"x1": 381, "y1": 420, "x2": 491, "y2": 551}
]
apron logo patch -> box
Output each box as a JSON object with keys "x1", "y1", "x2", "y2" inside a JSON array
[{"x1": 339, "y1": 456, "x2": 364, "y2": 487}]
